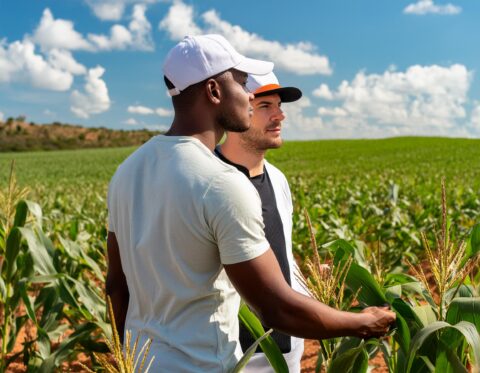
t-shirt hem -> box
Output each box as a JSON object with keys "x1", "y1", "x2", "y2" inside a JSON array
[{"x1": 221, "y1": 241, "x2": 270, "y2": 265}]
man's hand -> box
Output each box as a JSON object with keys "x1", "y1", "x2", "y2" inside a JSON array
[{"x1": 357, "y1": 306, "x2": 396, "y2": 339}]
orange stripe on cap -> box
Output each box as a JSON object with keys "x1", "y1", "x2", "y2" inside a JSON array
[{"x1": 254, "y1": 84, "x2": 281, "y2": 95}]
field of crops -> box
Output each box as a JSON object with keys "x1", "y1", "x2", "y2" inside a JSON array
[{"x1": 1, "y1": 136, "x2": 480, "y2": 372}]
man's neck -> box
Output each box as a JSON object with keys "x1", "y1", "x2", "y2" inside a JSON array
[
  {"x1": 219, "y1": 138, "x2": 265, "y2": 177},
  {"x1": 165, "y1": 117, "x2": 224, "y2": 151}
]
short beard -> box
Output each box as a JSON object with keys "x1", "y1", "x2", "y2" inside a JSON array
[
  {"x1": 217, "y1": 111, "x2": 249, "y2": 133},
  {"x1": 239, "y1": 127, "x2": 283, "y2": 153}
]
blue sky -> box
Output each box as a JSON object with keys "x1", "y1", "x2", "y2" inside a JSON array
[{"x1": 1, "y1": 0, "x2": 479, "y2": 139}]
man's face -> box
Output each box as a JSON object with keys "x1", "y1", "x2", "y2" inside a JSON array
[
  {"x1": 216, "y1": 70, "x2": 254, "y2": 133},
  {"x1": 239, "y1": 93, "x2": 285, "y2": 151}
]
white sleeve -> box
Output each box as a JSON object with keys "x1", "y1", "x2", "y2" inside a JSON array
[
  {"x1": 203, "y1": 171, "x2": 270, "y2": 265},
  {"x1": 107, "y1": 179, "x2": 116, "y2": 233}
]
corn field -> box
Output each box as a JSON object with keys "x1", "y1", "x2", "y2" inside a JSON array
[{"x1": 1, "y1": 137, "x2": 480, "y2": 372}]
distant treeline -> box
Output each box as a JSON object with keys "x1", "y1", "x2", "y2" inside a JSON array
[{"x1": 0, "y1": 116, "x2": 161, "y2": 152}]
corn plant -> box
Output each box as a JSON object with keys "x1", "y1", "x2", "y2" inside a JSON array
[
  {"x1": 79, "y1": 298, "x2": 285, "y2": 373},
  {"x1": 334, "y1": 183, "x2": 480, "y2": 372},
  {"x1": 80, "y1": 297, "x2": 154, "y2": 373},
  {"x1": 298, "y1": 209, "x2": 368, "y2": 372},
  {"x1": 0, "y1": 162, "x2": 109, "y2": 371}
]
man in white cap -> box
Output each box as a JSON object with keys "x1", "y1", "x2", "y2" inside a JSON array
[
  {"x1": 107, "y1": 34, "x2": 395, "y2": 372},
  {"x1": 215, "y1": 72, "x2": 305, "y2": 372}
]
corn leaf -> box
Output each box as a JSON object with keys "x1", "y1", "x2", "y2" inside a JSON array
[
  {"x1": 232, "y1": 329, "x2": 273, "y2": 373},
  {"x1": 405, "y1": 321, "x2": 480, "y2": 373},
  {"x1": 344, "y1": 261, "x2": 387, "y2": 306},
  {"x1": 446, "y1": 297, "x2": 480, "y2": 332},
  {"x1": 238, "y1": 304, "x2": 288, "y2": 373},
  {"x1": 328, "y1": 339, "x2": 377, "y2": 373}
]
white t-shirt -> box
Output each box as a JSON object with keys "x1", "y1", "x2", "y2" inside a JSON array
[
  {"x1": 108, "y1": 136, "x2": 270, "y2": 372},
  {"x1": 242, "y1": 160, "x2": 305, "y2": 373}
]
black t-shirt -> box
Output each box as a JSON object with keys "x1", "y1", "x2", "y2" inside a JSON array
[{"x1": 215, "y1": 148, "x2": 292, "y2": 353}]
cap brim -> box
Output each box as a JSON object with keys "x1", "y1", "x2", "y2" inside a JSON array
[
  {"x1": 234, "y1": 57, "x2": 273, "y2": 76},
  {"x1": 254, "y1": 86, "x2": 302, "y2": 103}
]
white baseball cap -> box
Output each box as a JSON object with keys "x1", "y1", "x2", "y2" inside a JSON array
[
  {"x1": 247, "y1": 72, "x2": 302, "y2": 103},
  {"x1": 163, "y1": 34, "x2": 274, "y2": 96}
]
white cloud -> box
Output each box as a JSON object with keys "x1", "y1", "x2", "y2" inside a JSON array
[
  {"x1": 313, "y1": 84, "x2": 334, "y2": 100},
  {"x1": 281, "y1": 96, "x2": 325, "y2": 139},
  {"x1": 404, "y1": 0, "x2": 461, "y2": 15},
  {"x1": 47, "y1": 49, "x2": 87, "y2": 75},
  {"x1": 281, "y1": 64, "x2": 474, "y2": 139},
  {"x1": 128, "y1": 105, "x2": 173, "y2": 116},
  {"x1": 202, "y1": 10, "x2": 331, "y2": 75},
  {"x1": 33, "y1": 7, "x2": 153, "y2": 52},
  {"x1": 33, "y1": 9, "x2": 93, "y2": 51},
  {"x1": 85, "y1": 0, "x2": 126, "y2": 21},
  {"x1": 124, "y1": 117, "x2": 139, "y2": 125},
  {"x1": 128, "y1": 105, "x2": 154, "y2": 114},
  {"x1": 470, "y1": 102, "x2": 480, "y2": 130},
  {"x1": 155, "y1": 107, "x2": 173, "y2": 116},
  {"x1": 129, "y1": 4, "x2": 154, "y2": 50},
  {"x1": 159, "y1": 0, "x2": 202, "y2": 40},
  {"x1": 159, "y1": 1, "x2": 331, "y2": 75},
  {"x1": 88, "y1": 25, "x2": 132, "y2": 50},
  {"x1": 0, "y1": 39, "x2": 75, "y2": 91},
  {"x1": 317, "y1": 107, "x2": 348, "y2": 117},
  {"x1": 282, "y1": 96, "x2": 472, "y2": 140},
  {"x1": 313, "y1": 64, "x2": 470, "y2": 130},
  {"x1": 88, "y1": 4, "x2": 154, "y2": 51},
  {"x1": 0, "y1": 40, "x2": 19, "y2": 82},
  {"x1": 85, "y1": 0, "x2": 159, "y2": 21},
  {"x1": 71, "y1": 66, "x2": 111, "y2": 118}
]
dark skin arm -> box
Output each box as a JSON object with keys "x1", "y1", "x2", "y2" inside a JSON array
[
  {"x1": 224, "y1": 248, "x2": 396, "y2": 340},
  {"x1": 106, "y1": 231, "x2": 129, "y2": 343}
]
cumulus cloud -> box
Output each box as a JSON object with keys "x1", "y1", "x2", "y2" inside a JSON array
[
  {"x1": 85, "y1": 0, "x2": 127, "y2": 21},
  {"x1": 88, "y1": 4, "x2": 154, "y2": 51},
  {"x1": 0, "y1": 39, "x2": 76, "y2": 91},
  {"x1": 470, "y1": 102, "x2": 480, "y2": 130},
  {"x1": 159, "y1": 1, "x2": 331, "y2": 75},
  {"x1": 313, "y1": 84, "x2": 334, "y2": 100},
  {"x1": 33, "y1": 7, "x2": 153, "y2": 52},
  {"x1": 47, "y1": 49, "x2": 87, "y2": 75},
  {"x1": 128, "y1": 4, "x2": 154, "y2": 50},
  {"x1": 312, "y1": 64, "x2": 471, "y2": 131},
  {"x1": 33, "y1": 9, "x2": 93, "y2": 51},
  {"x1": 317, "y1": 107, "x2": 348, "y2": 117},
  {"x1": 71, "y1": 66, "x2": 111, "y2": 118},
  {"x1": 128, "y1": 105, "x2": 173, "y2": 116},
  {"x1": 84, "y1": 0, "x2": 159, "y2": 21},
  {"x1": 155, "y1": 107, "x2": 173, "y2": 116},
  {"x1": 88, "y1": 25, "x2": 132, "y2": 50},
  {"x1": 404, "y1": 0, "x2": 461, "y2": 15},
  {"x1": 159, "y1": 0, "x2": 201, "y2": 40},
  {"x1": 128, "y1": 105, "x2": 154, "y2": 114}
]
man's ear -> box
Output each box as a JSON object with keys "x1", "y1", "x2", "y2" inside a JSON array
[{"x1": 206, "y1": 79, "x2": 222, "y2": 104}]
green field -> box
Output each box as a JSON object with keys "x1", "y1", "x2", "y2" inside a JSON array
[
  {"x1": 1, "y1": 136, "x2": 480, "y2": 371},
  {"x1": 2, "y1": 136, "x2": 480, "y2": 185},
  {"x1": 1, "y1": 136, "x2": 479, "y2": 258}
]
